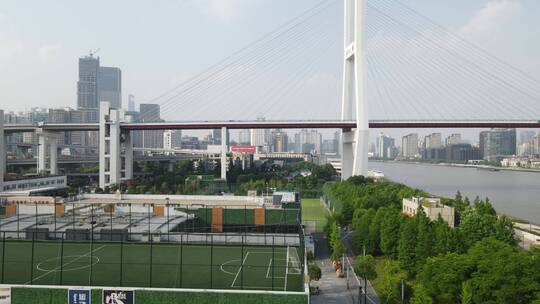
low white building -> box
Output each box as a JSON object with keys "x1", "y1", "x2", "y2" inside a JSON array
[
  {"x1": 501, "y1": 157, "x2": 540, "y2": 169},
  {"x1": 402, "y1": 197, "x2": 455, "y2": 228}
]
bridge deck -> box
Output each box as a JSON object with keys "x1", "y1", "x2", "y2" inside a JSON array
[{"x1": 5, "y1": 120, "x2": 540, "y2": 133}]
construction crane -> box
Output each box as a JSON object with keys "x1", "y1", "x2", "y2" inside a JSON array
[{"x1": 89, "y1": 48, "x2": 100, "y2": 57}]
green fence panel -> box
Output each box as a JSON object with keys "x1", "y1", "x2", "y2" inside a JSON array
[
  {"x1": 10, "y1": 288, "x2": 308, "y2": 304},
  {"x1": 223, "y1": 208, "x2": 254, "y2": 225}
]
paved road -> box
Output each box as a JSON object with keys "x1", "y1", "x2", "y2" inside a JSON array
[{"x1": 311, "y1": 233, "x2": 355, "y2": 304}]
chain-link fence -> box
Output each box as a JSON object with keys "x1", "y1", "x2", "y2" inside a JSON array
[
  {"x1": 0, "y1": 201, "x2": 305, "y2": 291},
  {"x1": 343, "y1": 255, "x2": 378, "y2": 304}
]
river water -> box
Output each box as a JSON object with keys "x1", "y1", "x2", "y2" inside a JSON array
[{"x1": 367, "y1": 161, "x2": 540, "y2": 224}]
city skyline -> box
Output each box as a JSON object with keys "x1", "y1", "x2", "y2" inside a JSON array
[{"x1": 1, "y1": 0, "x2": 539, "y2": 121}]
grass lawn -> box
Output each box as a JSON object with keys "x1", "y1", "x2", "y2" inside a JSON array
[
  {"x1": 301, "y1": 199, "x2": 329, "y2": 232},
  {"x1": 0, "y1": 240, "x2": 303, "y2": 291}
]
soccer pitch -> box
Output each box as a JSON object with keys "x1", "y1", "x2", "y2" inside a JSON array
[{"x1": 0, "y1": 240, "x2": 303, "y2": 292}]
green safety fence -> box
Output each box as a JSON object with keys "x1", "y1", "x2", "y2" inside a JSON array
[{"x1": 10, "y1": 287, "x2": 308, "y2": 304}]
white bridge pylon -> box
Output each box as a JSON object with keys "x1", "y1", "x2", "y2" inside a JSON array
[{"x1": 341, "y1": 0, "x2": 368, "y2": 180}]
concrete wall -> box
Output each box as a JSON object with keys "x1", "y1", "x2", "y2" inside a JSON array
[
  {"x1": 17, "y1": 204, "x2": 55, "y2": 215},
  {"x1": 402, "y1": 197, "x2": 455, "y2": 228},
  {"x1": 116, "y1": 204, "x2": 151, "y2": 213},
  {"x1": 2, "y1": 176, "x2": 67, "y2": 193},
  {"x1": 82, "y1": 193, "x2": 263, "y2": 204}
]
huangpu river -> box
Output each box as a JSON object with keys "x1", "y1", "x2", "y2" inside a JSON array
[{"x1": 368, "y1": 161, "x2": 540, "y2": 224}]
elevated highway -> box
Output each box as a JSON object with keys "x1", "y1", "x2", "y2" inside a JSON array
[{"x1": 5, "y1": 120, "x2": 540, "y2": 134}]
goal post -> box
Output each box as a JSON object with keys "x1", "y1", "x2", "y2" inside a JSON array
[{"x1": 286, "y1": 246, "x2": 301, "y2": 275}]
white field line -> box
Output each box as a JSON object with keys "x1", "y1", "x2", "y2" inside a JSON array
[
  {"x1": 174, "y1": 243, "x2": 182, "y2": 288},
  {"x1": 265, "y1": 258, "x2": 287, "y2": 279},
  {"x1": 231, "y1": 252, "x2": 250, "y2": 287},
  {"x1": 284, "y1": 246, "x2": 289, "y2": 291},
  {"x1": 266, "y1": 259, "x2": 272, "y2": 278},
  {"x1": 220, "y1": 259, "x2": 241, "y2": 276},
  {"x1": 25, "y1": 244, "x2": 107, "y2": 285}
]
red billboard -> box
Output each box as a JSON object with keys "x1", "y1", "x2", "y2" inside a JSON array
[{"x1": 231, "y1": 146, "x2": 256, "y2": 153}]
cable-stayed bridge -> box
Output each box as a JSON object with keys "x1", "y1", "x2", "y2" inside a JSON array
[
  {"x1": 2, "y1": 0, "x2": 540, "y2": 188},
  {"x1": 5, "y1": 120, "x2": 540, "y2": 133}
]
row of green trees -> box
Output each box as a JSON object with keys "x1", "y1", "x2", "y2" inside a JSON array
[
  {"x1": 326, "y1": 219, "x2": 347, "y2": 261},
  {"x1": 93, "y1": 160, "x2": 337, "y2": 197},
  {"x1": 324, "y1": 177, "x2": 540, "y2": 303}
]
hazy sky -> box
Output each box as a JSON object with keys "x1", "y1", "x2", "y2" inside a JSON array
[{"x1": 1, "y1": 0, "x2": 539, "y2": 142}]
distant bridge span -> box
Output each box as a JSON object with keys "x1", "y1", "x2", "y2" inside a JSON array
[{"x1": 4, "y1": 120, "x2": 540, "y2": 133}]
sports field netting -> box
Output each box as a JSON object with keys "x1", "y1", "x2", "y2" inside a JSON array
[{"x1": 0, "y1": 238, "x2": 303, "y2": 291}]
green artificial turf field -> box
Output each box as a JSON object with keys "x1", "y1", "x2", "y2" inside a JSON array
[
  {"x1": 0, "y1": 240, "x2": 303, "y2": 292},
  {"x1": 301, "y1": 199, "x2": 328, "y2": 232}
]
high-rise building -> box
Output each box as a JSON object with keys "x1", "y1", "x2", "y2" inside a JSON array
[
  {"x1": 376, "y1": 133, "x2": 396, "y2": 159},
  {"x1": 424, "y1": 133, "x2": 442, "y2": 149},
  {"x1": 212, "y1": 129, "x2": 222, "y2": 145},
  {"x1": 446, "y1": 144, "x2": 481, "y2": 161},
  {"x1": 480, "y1": 129, "x2": 517, "y2": 161},
  {"x1": 321, "y1": 139, "x2": 338, "y2": 155},
  {"x1": 238, "y1": 129, "x2": 251, "y2": 145},
  {"x1": 139, "y1": 104, "x2": 160, "y2": 122},
  {"x1": 519, "y1": 130, "x2": 536, "y2": 145},
  {"x1": 76, "y1": 55, "x2": 121, "y2": 153},
  {"x1": 334, "y1": 131, "x2": 341, "y2": 156},
  {"x1": 128, "y1": 94, "x2": 135, "y2": 112},
  {"x1": 401, "y1": 133, "x2": 419, "y2": 158},
  {"x1": 421, "y1": 133, "x2": 444, "y2": 160},
  {"x1": 250, "y1": 117, "x2": 270, "y2": 148},
  {"x1": 295, "y1": 129, "x2": 322, "y2": 154},
  {"x1": 98, "y1": 67, "x2": 122, "y2": 109},
  {"x1": 532, "y1": 134, "x2": 540, "y2": 156},
  {"x1": 139, "y1": 104, "x2": 163, "y2": 149},
  {"x1": 77, "y1": 55, "x2": 100, "y2": 123},
  {"x1": 445, "y1": 133, "x2": 462, "y2": 146},
  {"x1": 163, "y1": 130, "x2": 182, "y2": 149},
  {"x1": 48, "y1": 108, "x2": 69, "y2": 147},
  {"x1": 272, "y1": 129, "x2": 288, "y2": 152}
]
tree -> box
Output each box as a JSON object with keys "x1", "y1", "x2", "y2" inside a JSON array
[
  {"x1": 355, "y1": 255, "x2": 378, "y2": 304},
  {"x1": 352, "y1": 209, "x2": 376, "y2": 254},
  {"x1": 493, "y1": 215, "x2": 516, "y2": 246},
  {"x1": 380, "y1": 211, "x2": 402, "y2": 259},
  {"x1": 308, "y1": 263, "x2": 322, "y2": 281},
  {"x1": 126, "y1": 185, "x2": 137, "y2": 194},
  {"x1": 355, "y1": 255, "x2": 377, "y2": 281},
  {"x1": 369, "y1": 207, "x2": 388, "y2": 255},
  {"x1": 455, "y1": 191, "x2": 463, "y2": 205},
  {"x1": 418, "y1": 253, "x2": 472, "y2": 304},
  {"x1": 466, "y1": 238, "x2": 540, "y2": 304},
  {"x1": 459, "y1": 206, "x2": 515, "y2": 248},
  {"x1": 398, "y1": 217, "x2": 417, "y2": 274},
  {"x1": 415, "y1": 209, "x2": 434, "y2": 268},
  {"x1": 410, "y1": 284, "x2": 433, "y2": 304},
  {"x1": 433, "y1": 218, "x2": 460, "y2": 254},
  {"x1": 331, "y1": 241, "x2": 347, "y2": 261},
  {"x1": 160, "y1": 181, "x2": 170, "y2": 194},
  {"x1": 475, "y1": 199, "x2": 496, "y2": 216},
  {"x1": 379, "y1": 260, "x2": 406, "y2": 304},
  {"x1": 461, "y1": 281, "x2": 473, "y2": 304},
  {"x1": 347, "y1": 175, "x2": 369, "y2": 185}
]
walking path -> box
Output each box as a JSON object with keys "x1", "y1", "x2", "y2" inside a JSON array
[
  {"x1": 311, "y1": 233, "x2": 354, "y2": 304},
  {"x1": 311, "y1": 233, "x2": 379, "y2": 304}
]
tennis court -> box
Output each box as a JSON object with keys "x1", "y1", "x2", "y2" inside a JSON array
[{"x1": 0, "y1": 240, "x2": 304, "y2": 291}]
